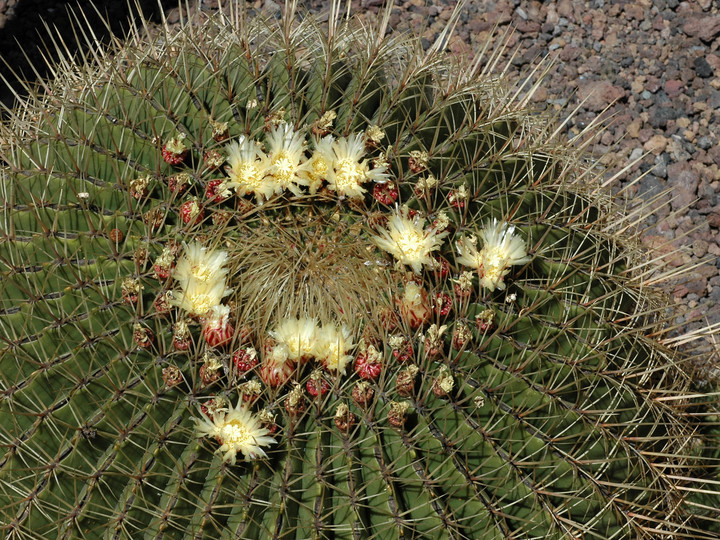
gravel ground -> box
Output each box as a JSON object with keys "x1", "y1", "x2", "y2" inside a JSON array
[{"x1": 2, "y1": 0, "x2": 719, "y2": 364}]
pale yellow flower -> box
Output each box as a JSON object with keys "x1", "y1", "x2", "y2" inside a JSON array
[
  {"x1": 264, "y1": 123, "x2": 309, "y2": 196},
  {"x1": 173, "y1": 242, "x2": 229, "y2": 287},
  {"x1": 299, "y1": 136, "x2": 335, "y2": 194},
  {"x1": 269, "y1": 317, "x2": 319, "y2": 361},
  {"x1": 456, "y1": 219, "x2": 529, "y2": 291},
  {"x1": 171, "y1": 278, "x2": 232, "y2": 316},
  {"x1": 225, "y1": 136, "x2": 275, "y2": 201},
  {"x1": 315, "y1": 324, "x2": 354, "y2": 374},
  {"x1": 195, "y1": 399, "x2": 276, "y2": 465},
  {"x1": 365, "y1": 125, "x2": 385, "y2": 145},
  {"x1": 373, "y1": 207, "x2": 448, "y2": 273},
  {"x1": 326, "y1": 134, "x2": 388, "y2": 198},
  {"x1": 164, "y1": 133, "x2": 187, "y2": 154}
]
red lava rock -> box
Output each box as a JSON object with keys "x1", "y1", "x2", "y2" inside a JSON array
[
  {"x1": 708, "y1": 212, "x2": 720, "y2": 228},
  {"x1": 623, "y1": 4, "x2": 645, "y2": 22},
  {"x1": 706, "y1": 54, "x2": 720, "y2": 73},
  {"x1": 664, "y1": 80, "x2": 684, "y2": 99},
  {"x1": 666, "y1": 162, "x2": 699, "y2": 211},
  {"x1": 577, "y1": 81, "x2": 625, "y2": 112},
  {"x1": 682, "y1": 16, "x2": 720, "y2": 43},
  {"x1": 516, "y1": 20, "x2": 540, "y2": 34},
  {"x1": 559, "y1": 46, "x2": 582, "y2": 62},
  {"x1": 557, "y1": 0, "x2": 574, "y2": 20}
]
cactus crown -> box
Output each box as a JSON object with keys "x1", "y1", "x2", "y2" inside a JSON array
[{"x1": 1, "y1": 2, "x2": 719, "y2": 538}]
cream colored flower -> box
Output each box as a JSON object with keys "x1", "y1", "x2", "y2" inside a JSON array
[
  {"x1": 269, "y1": 317, "x2": 319, "y2": 361},
  {"x1": 300, "y1": 135, "x2": 335, "y2": 194},
  {"x1": 315, "y1": 324, "x2": 354, "y2": 374},
  {"x1": 173, "y1": 242, "x2": 229, "y2": 287},
  {"x1": 204, "y1": 304, "x2": 231, "y2": 327},
  {"x1": 388, "y1": 334, "x2": 407, "y2": 349},
  {"x1": 264, "y1": 123, "x2": 309, "y2": 196},
  {"x1": 456, "y1": 219, "x2": 529, "y2": 291},
  {"x1": 195, "y1": 399, "x2": 276, "y2": 465},
  {"x1": 171, "y1": 278, "x2": 232, "y2": 316},
  {"x1": 433, "y1": 210, "x2": 450, "y2": 231},
  {"x1": 373, "y1": 207, "x2": 448, "y2": 273},
  {"x1": 225, "y1": 136, "x2": 275, "y2": 201},
  {"x1": 327, "y1": 133, "x2": 388, "y2": 198},
  {"x1": 421, "y1": 323, "x2": 448, "y2": 347}
]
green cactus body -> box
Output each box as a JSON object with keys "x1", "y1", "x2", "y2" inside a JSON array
[{"x1": 0, "y1": 5, "x2": 717, "y2": 539}]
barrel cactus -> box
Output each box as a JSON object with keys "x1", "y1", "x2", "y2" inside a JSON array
[{"x1": 1, "y1": 4, "x2": 718, "y2": 538}]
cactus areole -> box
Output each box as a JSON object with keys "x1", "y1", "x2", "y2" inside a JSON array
[{"x1": 0, "y1": 3, "x2": 718, "y2": 539}]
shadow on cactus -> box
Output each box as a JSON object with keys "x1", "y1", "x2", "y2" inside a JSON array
[{"x1": 1, "y1": 2, "x2": 719, "y2": 538}]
